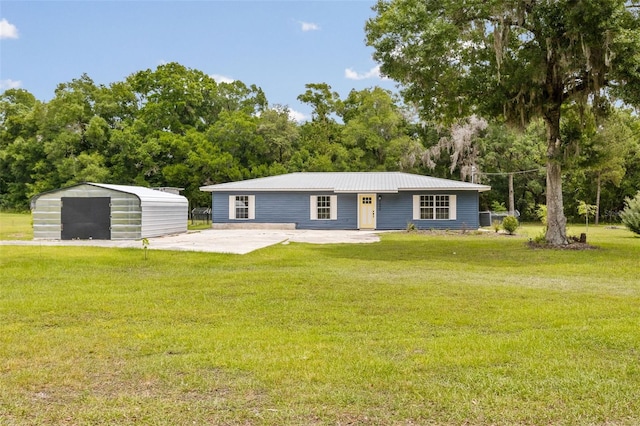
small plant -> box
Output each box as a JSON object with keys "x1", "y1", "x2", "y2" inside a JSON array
[
  {"x1": 502, "y1": 215, "x2": 519, "y2": 235},
  {"x1": 406, "y1": 222, "x2": 417, "y2": 232},
  {"x1": 536, "y1": 204, "x2": 547, "y2": 227},
  {"x1": 533, "y1": 232, "x2": 547, "y2": 244},
  {"x1": 142, "y1": 238, "x2": 150, "y2": 259},
  {"x1": 577, "y1": 201, "x2": 597, "y2": 233},
  {"x1": 492, "y1": 220, "x2": 501, "y2": 233},
  {"x1": 620, "y1": 191, "x2": 640, "y2": 235}
]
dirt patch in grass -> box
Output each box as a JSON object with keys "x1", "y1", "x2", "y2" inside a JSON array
[
  {"x1": 404, "y1": 228, "x2": 600, "y2": 249},
  {"x1": 406, "y1": 229, "x2": 519, "y2": 238},
  {"x1": 526, "y1": 240, "x2": 599, "y2": 250}
]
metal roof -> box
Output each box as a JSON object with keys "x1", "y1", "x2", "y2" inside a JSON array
[
  {"x1": 90, "y1": 183, "x2": 188, "y2": 204},
  {"x1": 200, "y1": 172, "x2": 490, "y2": 193},
  {"x1": 31, "y1": 182, "x2": 188, "y2": 205}
]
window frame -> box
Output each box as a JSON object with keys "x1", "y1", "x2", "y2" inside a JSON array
[
  {"x1": 228, "y1": 195, "x2": 255, "y2": 220},
  {"x1": 413, "y1": 194, "x2": 456, "y2": 221},
  {"x1": 316, "y1": 195, "x2": 332, "y2": 220},
  {"x1": 310, "y1": 195, "x2": 338, "y2": 220}
]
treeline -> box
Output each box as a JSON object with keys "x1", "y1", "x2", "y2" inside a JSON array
[{"x1": 1, "y1": 62, "x2": 639, "y2": 221}]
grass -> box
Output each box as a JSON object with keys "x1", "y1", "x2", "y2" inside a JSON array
[
  {"x1": 1, "y1": 214, "x2": 639, "y2": 424},
  {"x1": 188, "y1": 220, "x2": 213, "y2": 231},
  {"x1": 0, "y1": 212, "x2": 33, "y2": 240}
]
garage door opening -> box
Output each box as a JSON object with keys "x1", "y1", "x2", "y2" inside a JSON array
[{"x1": 61, "y1": 197, "x2": 111, "y2": 240}]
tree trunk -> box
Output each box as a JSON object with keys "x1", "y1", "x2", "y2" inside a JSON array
[
  {"x1": 544, "y1": 106, "x2": 568, "y2": 246},
  {"x1": 595, "y1": 172, "x2": 601, "y2": 225},
  {"x1": 508, "y1": 172, "x2": 515, "y2": 216},
  {"x1": 546, "y1": 161, "x2": 568, "y2": 245}
]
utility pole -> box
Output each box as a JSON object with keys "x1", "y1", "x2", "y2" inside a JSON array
[{"x1": 508, "y1": 172, "x2": 515, "y2": 216}]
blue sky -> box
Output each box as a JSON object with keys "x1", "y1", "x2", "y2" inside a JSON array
[{"x1": 0, "y1": 0, "x2": 398, "y2": 121}]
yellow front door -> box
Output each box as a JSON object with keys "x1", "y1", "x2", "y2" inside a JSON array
[{"x1": 358, "y1": 194, "x2": 376, "y2": 229}]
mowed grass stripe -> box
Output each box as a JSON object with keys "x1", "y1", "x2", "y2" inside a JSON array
[{"x1": 0, "y1": 225, "x2": 639, "y2": 424}]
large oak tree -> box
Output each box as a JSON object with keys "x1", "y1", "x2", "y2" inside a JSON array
[{"x1": 366, "y1": 0, "x2": 640, "y2": 244}]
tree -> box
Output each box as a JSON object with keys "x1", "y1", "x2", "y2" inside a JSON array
[
  {"x1": 366, "y1": 0, "x2": 640, "y2": 245},
  {"x1": 617, "y1": 116, "x2": 640, "y2": 213},
  {"x1": 206, "y1": 109, "x2": 264, "y2": 175},
  {"x1": 341, "y1": 87, "x2": 411, "y2": 170},
  {"x1": 480, "y1": 120, "x2": 546, "y2": 218},
  {"x1": 217, "y1": 80, "x2": 267, "y2": 116},
  {"x1": 127, "y1": 62, "x2": 222, "y2": 134},
  {"x1": 577, "y1": 200, "x2": 597, "y2": 232},
  {"x1": 558, "y1": 104, "x2": 635, "y2": 223},
  {"x1": 32, "y1": 75, "x2": 110, "y2": 193},
  {"x1": 0, "y1": 89, "x2": 41, "y2": 208},
  {"x1": 419, "y1": 115, "x2": 488, "y2": 181},
  {"x1": 256, "y1": 106, "x2": 299, "y2": 165},
  {"x1": 296, "y1": 83, "x2": 346, "y2": 170},
  {"x1": 585, "y1": 110, "x2": 634, "y2": 224}
]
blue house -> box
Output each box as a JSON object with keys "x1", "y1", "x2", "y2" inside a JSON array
[{"x1": 200, "y1": 172, "x2": 490, "y2": 230}]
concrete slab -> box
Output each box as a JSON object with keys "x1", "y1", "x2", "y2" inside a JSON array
[{"x1": 0, "y1": 229, "x2": 381, "y2": 255}]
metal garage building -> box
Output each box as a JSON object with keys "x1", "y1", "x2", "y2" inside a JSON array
[{"x1": 31, "y1": 183, "x2": 188, "y2": 240}]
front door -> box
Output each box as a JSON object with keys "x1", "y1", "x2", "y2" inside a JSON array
[{"x1": 358, "y1": 194, "x2": 376, "y2": 229}]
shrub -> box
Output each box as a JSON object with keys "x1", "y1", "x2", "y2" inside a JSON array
[
  {"x1": 620, "y1": 191, "x2": 640, "y2": 235},
  {"x1": 491, "y1": 201, "x2": 507, "y2": 213},
  {"x1": 533, "y1": 232, "x2": 547, "y2": 244},
  {"x1": 502, "y1": 215, "x2": 519, "y2": 235},
  {"x1": 536, "y1": 204, "x2": 547, "y2": 227},
  {"x1": 492, "y1": 220, "x2": 501, "y2": 233},
  {"x1": 406, "y1": 222, "x2": 417, "y2": 232}
]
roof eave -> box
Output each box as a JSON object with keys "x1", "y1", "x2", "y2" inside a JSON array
[
  {"x1": 397, "y1": 186, "x2": 492, "y2": 193},
  {"x1": 200, "y1": 187, "x2": 336, "y2": 192},
  {"x1": 201, "y1": 186, "x2": 491, "y2": 193}
]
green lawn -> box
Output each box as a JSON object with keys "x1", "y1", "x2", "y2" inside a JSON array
[
  {"x1": 1, "y1": 217, "x2": 639, "y2": 425},
  {"x1": 0, "y1": 212, "x2": 33, "y2": 240}
]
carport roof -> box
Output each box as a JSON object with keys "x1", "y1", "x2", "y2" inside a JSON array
[
  {"x1": 91, "y1": 183, "x2": 187, "y2": 203},
  {"x1": 31, "y1": 182, "x2": 188, "y2": 205},
  {"x1": 200, "y1": 172, "x2": 490, "y2": 193}
]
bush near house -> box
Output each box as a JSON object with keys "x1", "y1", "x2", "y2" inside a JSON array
[{"x1": 502, "y1": 215, "x2": 519, "y2": 234}]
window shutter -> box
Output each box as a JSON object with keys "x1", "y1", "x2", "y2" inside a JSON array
[
  {"x1": 229, "y1": 195, "x2": 236, "y2": 219},
  {"x1": 412, "y1": 195, "x2": 420, "y2": 220},
  {"x1": 449, "y1": 195, "x2": 457, "y2": 220},
  {"x1": 310, "y1": 196, "x2": 317, "y2": 220},
  {"x1": 248, "y1": 195, "x2": 255, "y2": 220},
  {"x1": 330, "y1": 195, "x2": 338, "y2": 220}
]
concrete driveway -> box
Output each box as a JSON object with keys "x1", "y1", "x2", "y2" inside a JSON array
[{"x1": 0, "y1": 229, "x2": 381, "y2": 254}]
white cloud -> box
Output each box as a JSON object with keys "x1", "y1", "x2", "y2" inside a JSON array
[
  {"x1": 299, "y1": 21, "x2": 320, "y2": 32},
  {"x1": 345, "y1": 65, "x2": 383, "y2": 81},
  {"x1": 0, "y1": 18, "x2": 18, "y2": 39},
  {"x1": 288, "y1": 109, "x2": 309, "y2": 123},
  {"x1": 210, "y1": 74, "x2": 235, "y2": 84},
  {"x1": 0, "y1": 79, "x2": 22, "y2": 90}
]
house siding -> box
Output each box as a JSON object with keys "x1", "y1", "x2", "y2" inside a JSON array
[
  {"x1": 212, "y1": 190, "x2": 479, "y2": 230},
  {"x1": 213, "y1": 192, "x2": 359, "y2": 230},
  {"x1": 377, "y1": 191, "x2": 479, "y2": 230}
]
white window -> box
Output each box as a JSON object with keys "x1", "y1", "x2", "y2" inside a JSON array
[
  {"x1": 310, "y1": 195, "x2": 337, "y2": 220},
  {"x1": 229, "y1": 195, "x2": 255, "y2": 220},
  {"x1": 413, "y1": 195, "x2": 456, "y2": 220}
]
